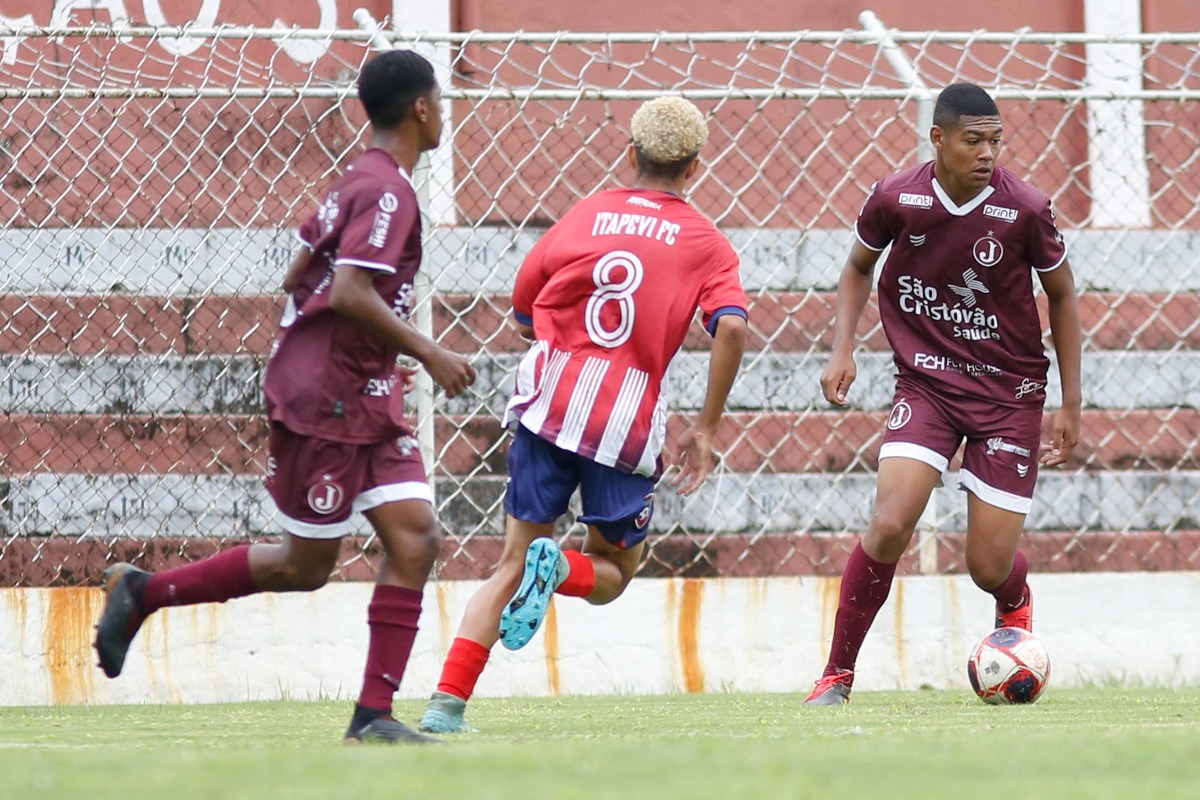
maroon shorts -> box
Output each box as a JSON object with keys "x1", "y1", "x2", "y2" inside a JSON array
[
  {"x1": 879, "y1": 377, "x2": 1043, "y2": 514},
  {"x1": 265, "y1": 423, "x2": 431, "y2": 539}
]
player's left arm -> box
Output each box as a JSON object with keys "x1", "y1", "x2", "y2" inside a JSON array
[
  {"x1": 1038, "y1": 260, "x2": 1082, "y2": 467},
  {"x1": 673, "y1": 313, "x2": 748, "y2": 496}
]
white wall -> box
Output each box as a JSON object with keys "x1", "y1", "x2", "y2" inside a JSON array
[{"x1": 9, "y1": 571, "x2": 1199, "y2": 706}]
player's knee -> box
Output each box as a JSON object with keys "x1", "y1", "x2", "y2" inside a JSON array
[
  {"x1": 966, "y1": 555, "x2": 1008, "y2": 591},
  {"x1": 273, "y1": 559, "x2": 334, "y2": 591},
  {"x1": 865, "y1": 514, "x2": 915, "y2": 551}
]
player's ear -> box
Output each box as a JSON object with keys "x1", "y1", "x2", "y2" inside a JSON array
[
  {"x1": 413, "y1": 95, "x2": 428, "y2": 123},
  {"x1": 684, "y1": 157, "x2": 701, "y2": 181},
  {"x1": 930, "y1": 124, "x2": 944, "y2": 152},
  {"x1": 625, "y1": 143, "x2": 638, "y2": 171}
]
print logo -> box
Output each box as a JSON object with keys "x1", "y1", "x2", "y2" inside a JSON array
[
  {"x1": 887, "y1": 399, "x2": 913, "y2": 430},
  {"x1": 378, "y1": 192, "x2": 399, "y2": 213},
  {"x1": 973, "y1": 232, "x2": 1004, "y2": 267},
  {"x1": 1014, "y1": 378, "x2": 1045, "y2": 400},
  {"x1": 983, "y1": 204, "x2": 1018, "y2": 223},
  {"x1": 948, "y1": 268, "x2": 990, "y2": 308},
  {"x1": 307, "y1": 476, "x2": 344, "y2": 515},
  {"x1": 1016, "y1": 463, "x2": 1030, "y2": 478},
  {"x1": 396, "y1": 436, "x2": 419, "y2": 457},
  {"x1": 317, "y1": 191, "x2": 340, "y2": 233},
  {"x1": 899, "y1": 192, "x2": 933, "y2": 209},
  {"x1": 909, "y1": 234, "x2": 927, "y2": 247},
  {"x1": 634, "y1": 493, "x2": 654, "y2": 530}
]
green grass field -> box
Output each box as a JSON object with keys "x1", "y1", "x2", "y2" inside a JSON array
[{"x1": 1, "y1": 689, "x2": 1196, "y2": 800}]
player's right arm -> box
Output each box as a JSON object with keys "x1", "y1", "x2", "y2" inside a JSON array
[
  {"x1": 328, "y1": 264, "x2": 476, "y2": 398},
  {"x1": 820, "y1": 241, "x2": 881, "y2": 405},
  {"x1": 510, "y1": 223, "x2": 562, "y2": 340}
]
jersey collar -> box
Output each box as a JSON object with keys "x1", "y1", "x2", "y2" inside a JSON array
[{"x1": 931, "y1": 177, "x2": 994, "y2": 217}]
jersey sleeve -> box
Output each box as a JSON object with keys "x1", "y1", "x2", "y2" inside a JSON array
[
  {"x1": 333, "y1": 185, "x2": 418, "y2": 274},
  {"x1": 854, "y1": 181, "x2": 892, "y2": 252},
  {"x1": 512, "y1": 224, "x2": 563, "y2": 326},
  {"x1": 1028, "y1": 200, "x2": 1068, "y2": 272},
  {"x1": 698, "y1": 236, "x2": 748, "y2": 336}
]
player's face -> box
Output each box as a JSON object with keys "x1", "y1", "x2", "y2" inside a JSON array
[{"x1": 934, "y1": 115, "x2": 1002, "y2": 191}]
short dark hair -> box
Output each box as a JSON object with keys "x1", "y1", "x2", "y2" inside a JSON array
[
  {"x1": 356, "y1": 50, "x2": 437, "y2": 128},
  {"x1": 633, "y1": 147, "x2": 696, "y2": 182},
  {"x1": 933, "y1": 83, "x2": 1000, "y2": 129}
]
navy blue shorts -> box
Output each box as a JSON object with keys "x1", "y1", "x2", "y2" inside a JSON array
[{"x1": 504, "y1": 424, "x2": 656, "y2": 549}]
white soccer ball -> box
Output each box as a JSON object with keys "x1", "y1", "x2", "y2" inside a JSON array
[{"x1": 967, "y1": 627, "x2": 1051, "y2": 705}]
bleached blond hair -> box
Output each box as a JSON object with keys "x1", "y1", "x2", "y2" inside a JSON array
[{"x1": 630, "y1": 96, "x2": 708, "y2": 163}]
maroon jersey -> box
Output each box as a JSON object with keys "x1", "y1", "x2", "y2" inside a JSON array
[
  {"x1": 263, "y1": 148, "x2": 420, "y2": 444},
  {"x1": 857, "y1": 162, "x2": 1067, "y2": 408},
  {"x1": 504, "y1": 187, "x2": 748, "y2": 476}
]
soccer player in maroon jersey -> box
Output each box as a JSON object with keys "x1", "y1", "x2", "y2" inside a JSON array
[
  {"x1": 803, "y1": 83, "x2": 1082, "y2": 705},
  {"x1": 93, "y1": 50, "x2": 476, "y2": 743},
  {"x1": 417, "y1": 97, "x2": 749, "y2": 733}
]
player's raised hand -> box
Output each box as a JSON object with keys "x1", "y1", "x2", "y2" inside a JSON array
[
  {"x1": 671, "y1": 427, "x2": 716, "y2": 496},
  {"x1": 1039, "y1": 404, "x2": 1080, "y2": 467},
  {"x1": 821, "y1": 350, "x2": 857, "y2": 405},
  {"x1": 424, "y1": 349, "x2": 477, "y2": 399}
]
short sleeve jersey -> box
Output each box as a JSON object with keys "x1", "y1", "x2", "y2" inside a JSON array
[
  {"x1": 856, "y1": 162, "x2": 1068, "y2": 408},
  {"x1": 263, "y1": 149, "x2": 421, "y2": 444},
  {"x1": 503, "y1": 187, "x2": 748, "y2": 476}
]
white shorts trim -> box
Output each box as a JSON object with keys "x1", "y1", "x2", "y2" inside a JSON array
[
  {"x1": 333, "y1": 257, "x2": 397, "y2": 274},
  {"x1": 352, "y1": 481, "x2": 434, "y2": 513},
  {"x1": 879, "y1": 441, "x2": 949, "y2": 473},
  {"x1": 958, "y1": 468, "x2": 1033, "y2": 515},
  {"x1": 274, "y1": 508, "x2": 354, "y2": 540}
]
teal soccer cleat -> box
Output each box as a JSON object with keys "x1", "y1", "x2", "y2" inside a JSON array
[
  {"x1": 498, "y1": 537, "x2": 569, "y2": 650},
  {"x1": 418, "y1": 691, "x2": 478, "y2": 734}
]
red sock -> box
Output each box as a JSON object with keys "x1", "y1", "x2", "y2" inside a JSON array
[
  {"x1": 140, "y1": 545, "x2": 258, "y2": 614},
  {"x1": 357, "y1": 584, "x2": 422, "y2": 712},
  {"x1": 555, "y1": 549, "x2": 595, "y2": 597},
  {"x1": 436, "y1": 637, "x2": 491, "y2": 701},
  {"x1": 991, "y1": 550, "x2": 1029, "y2": 610},
  {"x1": 825, "y1": 542, "x2": 898, "y2": 676}
]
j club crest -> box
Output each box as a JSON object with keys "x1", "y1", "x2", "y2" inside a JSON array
[{"x1": 973, "y1": 232, "x2": 1004, "y2": 267}]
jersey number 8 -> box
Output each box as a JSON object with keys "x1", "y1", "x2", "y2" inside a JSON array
[{"x1": 585, "y1": 250, "x2": 644, "y2": 348}]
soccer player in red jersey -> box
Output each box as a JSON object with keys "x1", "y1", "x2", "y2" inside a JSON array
[
  {"x1": 93, "y1": 50, "x2": 476, "y2": 743},
  {"x1": 417, "y1": 97, "x2": 749, "y2": 733},
  {"x1": 803, "y1": 84, "x2": 1082, "y2": 705}
]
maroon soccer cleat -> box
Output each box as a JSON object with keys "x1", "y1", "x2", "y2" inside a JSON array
[
  {"x1": 94, "y1": 563, "x2": 151, "y2": 678},
  {"x1": 803, "y1": 669, "x2": 854, "y2": 706},
  {"x1": 995, "y1": 584, "x2": 1034, "y2": 631}
]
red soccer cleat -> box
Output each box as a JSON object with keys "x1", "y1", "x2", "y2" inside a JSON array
[
  {"x1": 803, "y1": 669, "x2": 853, "y2": 706},
  {"x1": 995, "y1": 584, "x2": 1034, "y2": 631}
]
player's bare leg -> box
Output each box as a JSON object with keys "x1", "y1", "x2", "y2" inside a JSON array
[
  {"x1": 95, "y1": 534, "x2": 340, "y2": 679},
  {"x1": 965, "y1": 493, "x2": 1033, "y2": 631},
  {"x1": 419, "y1": 516, "x2": 551, "y2": 733},
  {"x1": 344, "y1": 498, "x2": 442, "y2": 745},
  {"x1": 576, "y1": 526, "x2": 644, "y2": 604},
  {"x1": 805, "y1": 457, "x2": 940, "y2": 706}
]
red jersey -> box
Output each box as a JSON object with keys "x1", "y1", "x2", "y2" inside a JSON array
[
  {"x1": 263, "y1": 149, "x2": 421, "y2": 444},
  {"x1": 504, "y1": 187, "x2": 748, "y2": 476},
  {"x1": 856, "y1": 162, "x2": 1067, "y2": 408}
]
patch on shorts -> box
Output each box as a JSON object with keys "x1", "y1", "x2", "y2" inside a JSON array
[
  {"x1": 307, "y1": 475, "x2": 345, "y2": 515},
  {"x1": 887, "y1": 398, "x2": 913, "y2": 430}
]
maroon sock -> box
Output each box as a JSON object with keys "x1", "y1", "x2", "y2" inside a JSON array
[
  {"x1": 991, "y1": 550, "x2": 1029, "y2": 610},
  {"x1": 824, "y1": 542, "x2": 898, "y2": 676},
  {"x1": 140, "y1": 544, "x2": 258, "y2": 614},
  {"x1": 357, "y1": 584, "x2": 422, "y2": 712}
]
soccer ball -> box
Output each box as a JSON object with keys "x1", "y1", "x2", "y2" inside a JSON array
[{"x1": 967, "y1": 627, "x2": 1051, "y2": 704}]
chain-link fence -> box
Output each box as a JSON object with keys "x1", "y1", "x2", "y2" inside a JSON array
[{"x1": 1, "y1": 25, "x2": 1198, "y2": 585}]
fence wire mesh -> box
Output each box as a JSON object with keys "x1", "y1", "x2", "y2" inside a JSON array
[{"x1": 1, "y1": 26, "x2": 1198, "y2": 585}]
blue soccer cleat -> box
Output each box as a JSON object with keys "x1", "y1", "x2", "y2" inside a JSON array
[
  {"x1": 498, "y1": 537, "x2": 569, "y2": 650},
  {"x1": 418, "y1": 691, "x2": 478, "y2": 734}
]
